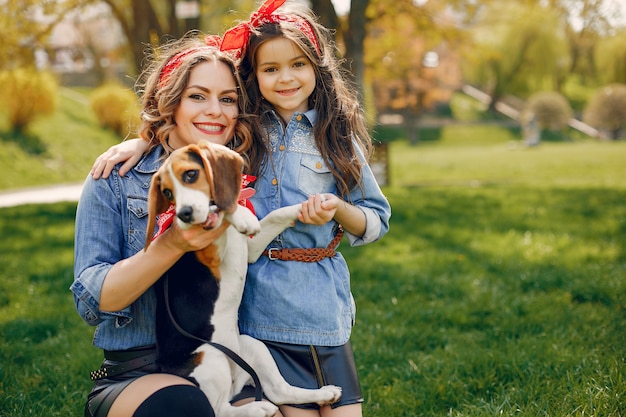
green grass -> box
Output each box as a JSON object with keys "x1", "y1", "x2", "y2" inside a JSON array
[
  {"x1": 0, "y1": 87, "x2": 122, "y2": 191},
  {"x1": 0, "y1": 96, "x2": 625, "y2": 415}
]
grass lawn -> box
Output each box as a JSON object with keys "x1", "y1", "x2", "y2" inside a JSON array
[
  {"x1": 0, "y1": 87, "x2": 122, "y2": 191},
  {"x1": 0, "y1": 99, "x2": 625, "y2": 415}
]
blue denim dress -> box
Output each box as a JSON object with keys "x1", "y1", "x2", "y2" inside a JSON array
[{"x1": 239, "y1": 110, "x2": 391, "y2": 346}]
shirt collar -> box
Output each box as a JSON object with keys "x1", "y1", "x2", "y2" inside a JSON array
[
  {"x1": 134, "y1": 145, "x2": 166, "y2": 174},
  {"x1": 266, "y1": 109, "x2": 317, "y2": 127}
]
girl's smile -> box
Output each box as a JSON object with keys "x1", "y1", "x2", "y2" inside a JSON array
[{"x1": 255, "y1": 37, "x2": 316, "y2": 121}]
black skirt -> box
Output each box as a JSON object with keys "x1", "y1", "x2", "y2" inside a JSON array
[
  {"x1": 85, "y1": 346, "x2": 162, "y2": 417},
  {"x1": 264, "y1": 340, "x2": 363, "y2": 409}
]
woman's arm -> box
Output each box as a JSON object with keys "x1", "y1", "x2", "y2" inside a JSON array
[
  {"x1": 91, "y1": 138, "x2": 149, "y2": 179},
  {"x1": 73, "y1": 173, "x2": 228, "y2": 318},
  {"x1": 99, "y1": 221, "x2": 228, "y2": 311}
]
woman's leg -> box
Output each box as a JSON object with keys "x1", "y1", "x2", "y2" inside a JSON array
[
  {"x1": 106, "y1": 373, "x2": 209, "y2": 417},
  {"x1": 279, "y1": 403, "x2": 362, "y2": 417}
]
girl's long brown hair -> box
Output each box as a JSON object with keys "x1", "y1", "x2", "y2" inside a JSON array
[{"x1": 237, "y1": 4, "x2": 372, "y2": 198}]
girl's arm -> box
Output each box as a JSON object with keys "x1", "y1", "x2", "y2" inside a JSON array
[
  {"x1": 91, "y1": 138, "x2": 149, "y2": 179},
  {"x1": 299, "y1": 193, "x2": 367, "y2": 238}
]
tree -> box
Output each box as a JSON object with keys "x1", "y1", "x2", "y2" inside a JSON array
[
  {"x1": 521, "y1": 91, "x2": 572, "y2": 143},
  {"x1": 524, "y1": 91, "x2": 572, "y2": 131},
  {"x1": 362, "y1": 0, "x2": 464, "y2": 141},
  {"x1": 583, "y1": 83, "x2": 626, "y2": 140},
  {"x1": 308, "y1": 0, "x2": 368, "y2": 97},
  {"x1": 0, "y1": 0, "x2": 84, "y2": 70},
  {"x1": 464, "y1": 2, "x2": 570, "y2": 111},
  {"x1": 595, "y1": 29, "x2": 626, "y2": 84}
]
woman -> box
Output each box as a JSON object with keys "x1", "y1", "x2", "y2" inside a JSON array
[{"x1": 72, "y1": 34, "x2": 259, "y2": 417}]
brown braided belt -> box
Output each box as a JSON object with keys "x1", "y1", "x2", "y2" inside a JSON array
[{"x1": 262, "y1": 227, "x2": 344, "y2": 262}]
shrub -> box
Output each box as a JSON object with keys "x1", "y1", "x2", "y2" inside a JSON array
[
  {"x1": 583, "y1": 83, "x2": 626, "y2": 140},
  {"x1": 0, "y1": 68, "x2": 57, "y2": 134},
  {"x1": 522, "y1": 91, "x2": 572, "y2": 131},
  {"x1": 90, "y1": 83, "x2": 140, "y2": 137}
]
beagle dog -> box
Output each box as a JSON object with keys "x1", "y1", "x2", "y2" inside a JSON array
[{"x1": 145, "y1": 141, "x2": 341, "y2": 417}]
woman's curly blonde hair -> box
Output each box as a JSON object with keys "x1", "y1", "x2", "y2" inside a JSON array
[{"x1": 136, "y1": 33, "x2": 254, "y2": 166}]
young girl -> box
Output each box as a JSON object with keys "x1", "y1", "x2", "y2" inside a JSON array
[{"x1": 91, "y1": 2, "x2": 391, "y2": 416}]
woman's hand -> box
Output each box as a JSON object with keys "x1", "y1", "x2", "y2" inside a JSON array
[
  {"x1": 159, "y1": 221, "x2": 230, "y2": 254},
  {"x1": 91, "y1": 138, "x2": 150, "y2": 179}
]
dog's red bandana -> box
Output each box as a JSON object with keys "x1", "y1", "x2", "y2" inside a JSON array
[{"x1": 153, "y1": 174, "x2": 256, "y2": 240}]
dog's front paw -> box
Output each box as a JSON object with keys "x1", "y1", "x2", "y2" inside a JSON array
[
  {"x1": 316, "y1": 385, "x2": 342, "y2": 406},
  {"x1": 228, "y1": 206, "x2": 261, "y2": 236}
]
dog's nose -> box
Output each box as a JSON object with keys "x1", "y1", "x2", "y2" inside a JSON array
[{"x1": 177, "y1": 206, "x2": 194, "y2": 223}]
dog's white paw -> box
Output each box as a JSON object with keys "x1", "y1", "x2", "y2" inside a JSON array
[
  {"x1": 228, "y1": 206, "x2": 262, "y2": 236},
  {"x1": 236, "y1": 401, "x2": 279, "y2": 417},
  {"x1": 315, "y1": 385, "x2": 343, "y2": 405}
]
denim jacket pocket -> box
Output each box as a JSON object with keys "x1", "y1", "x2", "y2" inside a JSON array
[
  {"x1": 127, "y1": 196, "x2": 149, "y2": 252},
  {"x1": 298, "y1": 155, "x2": 335, "y2": 196}
]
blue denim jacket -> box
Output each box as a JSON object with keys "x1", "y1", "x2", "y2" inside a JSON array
[
  {"x1": 239, "y1": 110, "x2": 391, "y2": 346},
  {"x1": 71, "y1": 146, "x2": 165, "y2": 350}
]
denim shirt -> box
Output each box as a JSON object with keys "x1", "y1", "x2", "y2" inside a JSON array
[
  {"x1": 239, "y1": 110, "x2": 391, "y2": 346},
  {"x1": 71, "y1": 146, "x2": 165, "y2": 350}
]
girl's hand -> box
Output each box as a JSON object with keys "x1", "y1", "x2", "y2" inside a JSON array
[
  {"x1": 299, "y1": 193, "x2": 368, "y2": 238},
  {"x1": 91, "y1": 138, "x2": 149, "y2": 179},
  {"x1": 298, "y1": 193, "x2": 339, "y2": 225}
]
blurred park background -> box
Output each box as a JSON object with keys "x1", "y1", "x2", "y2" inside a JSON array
[
  {"x1": 1, "y1": 0, "x2": 625, "y2": 416},
  {"x1": 1, "y1": 0, "x2": 626, "y2": 157}
]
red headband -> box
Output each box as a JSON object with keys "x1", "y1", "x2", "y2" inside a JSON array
[
  {"x1": 220, "y1": 0, "x2": 320, "y2": 60},
  {"x1": 158, "y1": 35, "x2": 224, "y2": 88}
]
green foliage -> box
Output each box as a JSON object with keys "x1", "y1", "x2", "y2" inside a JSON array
[
  {"x1": 464, "y1": 3, "x2": 569, "y2": 99},
  {"x1": 90, "y1": 83, "x2": 140, "y2": 138},
  {"x1": 561, "y1": 75, "x2": 597, "y2": 112},
  {"x1": 595, "y1": 29, "x2": 626, "y2": 84},
  {"x1": 522, "y1": 91, "x2": 572, "y2": 131},
  {"x1": 449, "y1": 92, "x2": 489, "y2": 121},
  {"x1": 583, "y1": 83, "x2": 626, "y2": 139},
  {"x1": 0, "y1": 68, "x2": 57, "y2": 134}
]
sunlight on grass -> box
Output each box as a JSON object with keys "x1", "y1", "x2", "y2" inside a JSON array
[
  {"x1": 390, "y1": 133, "x2": 626, "y2": 189},
  {"x1": 1, "y1": 131, "x2": 625, "y2": 416},
  {"x1": 0, "y1": 88, "x2": 121, "y2": 191}
]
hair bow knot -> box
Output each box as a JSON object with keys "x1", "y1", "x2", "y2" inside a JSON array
[{"x1": 220, "y1": 0, "x2": 319, "y2": 59}]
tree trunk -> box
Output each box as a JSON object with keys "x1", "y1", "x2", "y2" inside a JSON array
[{"x1": 130, "y1": 0, "x2": 164, "y2": 74}]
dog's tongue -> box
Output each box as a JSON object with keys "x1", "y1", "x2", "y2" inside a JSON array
[{"x1": 202, "y1": 211, "x2": 220, "y2": 230}]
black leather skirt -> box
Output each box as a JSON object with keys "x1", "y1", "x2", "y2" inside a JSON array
[
  {"x1": 264, "y1": 340, "x2": 363, "y2": 409},
  {"x1": 84, "y1": 346, "x2": 162, "y2": 417}
]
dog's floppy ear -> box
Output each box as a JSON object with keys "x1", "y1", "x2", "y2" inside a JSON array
[
  {"x1": 198, "y1": 141, "x2": 243, "y2": 213},
  {"x1": 145, "y1": 171, "x2": 172, "y2": 250}
]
